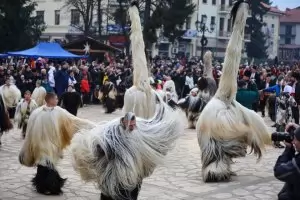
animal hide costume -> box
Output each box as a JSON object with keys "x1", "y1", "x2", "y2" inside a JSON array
[
  {"x1": 98, "y1": 81, "x2": 117, "y2": 114},
  {"x1": 19, "y1": 106, "x2": 95, "y2": 195},
  {"x1": 197, "y1": 51, "x2": 217, "y2": 102},
  {"x1": 0, "y1": 84, "x2": 21, "y2": 118},
  {"x1": 0, "y1": 94, "x2": 13, "y2": 145},
  {"x1": 123, "y1": 3, "x2": 156, "y2": 119},
  {"x1": 275, "y1": 92, "x2": 297, "y2": 132},
  {"x1": 70, "y1": 92, "x2": 184, "y2": 200},
  {"x1": 196, "y1": 0, "x2": 270, "y2": 182},
  {"x1": 31, "y1": 84, "x2": 47, "y2": 107},
  {"x1": 177, "y1": 51, "x2": 217, "y2": 129},
  {"x1": 15, "y1": 98, "x2": 38, "y2": 138},
  {"x1": 59, "y1": 90, "x2": 82, "y2": 116}
]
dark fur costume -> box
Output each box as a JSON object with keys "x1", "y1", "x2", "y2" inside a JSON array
[
  {"x1": 101, "y1": 82, "x2": 116, "y2": 114},
  {"x1": 100, "y1": 183, "x2": 141, "y2": 200},
  {"x1": 0, "y1": 95, "x2": 13, "y2": 145},
  {"x1": 178, "y1": 95, "x2": 206, "y2": 129},
  {"x1": 115, "y1": 81, "x2": 126, "y2": 109},
  {"x1": 59, "y1": 91, "x2": 82, "y2": 116},
  {"x1": 32, "y1": 163, "x2": 66, "y2": 195}
]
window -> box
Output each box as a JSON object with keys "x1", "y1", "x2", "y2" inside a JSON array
[
  {"x1": 219, "y1": 17, "x2": 225, "y2": 31},
  {"x1": 271, "y1": 24, "x2": 274, "y2": 28},
  {"x1": 55, "y1": 10, "x2": 60, "y2": 25},
  {"x1": 71, "y1": 9, "x2": 80, "y2": 25},
  {"x1": 201, "y1": 15, "x2": 206, "y2": 22},
  {"x1": 36, "y1": 11, "x2": 45, "y2": 23},
  {"x1": 286, "y1": 25, "x2": 292, "y2": 35},
  {"x1": 221, "y1": 0, "x2": 225, "y2": 5},
  {"x1": 227, "y1": 18, "x2": 231, "y2": 32},
  {"x1": 186, "y1": 17, "x2": 191, "y2": 29},
  {"x1": 212, "y1": 0, "x2": 216, "y2": 5},
  {"x1": 285, "y1": 37, "x2": 291, "y2": 44},
  {"x1": 211, "y1": 16, "x2": 215, "y2": 25},
  {"x1": 229, "y1": 0, "x2": 233, "y2": 6},
  {"x1": 203, "y1": 0, "x2": 207, "y2": 3}
]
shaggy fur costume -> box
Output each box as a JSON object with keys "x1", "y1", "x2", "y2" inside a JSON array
[
  {"x1": 123, "y1": 4, "x2": 156, "y2": 119},
  {"x1": 99, "y1": 82, "x2": 117, "y2": 113},
  {"x1": 177, "y1": 51, "x2": 216, "y2": 129},
  {"x1": 31, "y1": 86, "x2": 46, "y2": 107},
  {"x1": 70, "y1": 92, "x2": 184, "y2": 199},
  {"x1": 19, "y1": 105, "x2": 95, "y2": 195},
  {"x1": 0, "y1": 84, "x2": 21, "y2": 118},
  {"x1": 196, "y1": 1, "x2": 270, "y2": 182},
  {"x1": 197, "y1": 51, "x2": 217, "y2": 102},
  {"x1": 0, "y1": 94, "x2": 13, "y2": 145},
  {"x1": 177, "y1": 95, "x2": 207, "y2": 129},
  {"x1": 15, "y1": 99, "x2": 38, "y2": 138}
]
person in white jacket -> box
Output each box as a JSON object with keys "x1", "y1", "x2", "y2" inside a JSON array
[{"x1": 48, "y1": 65, "x2": 56, "y2": 91}]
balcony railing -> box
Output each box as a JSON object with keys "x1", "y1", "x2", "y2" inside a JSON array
[
  {"x1": 218, "y1": 5, "x2": 230, "y2": 13},
  {"x1": 218, "y1": 31, "x2": 251, "y2": 41}
]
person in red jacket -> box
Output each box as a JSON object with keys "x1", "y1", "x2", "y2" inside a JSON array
[{"x1": 80, "y1": 75, "x2": 90, "y2": 106}]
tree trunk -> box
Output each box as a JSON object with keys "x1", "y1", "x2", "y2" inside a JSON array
[
  {"x1": 143, "y1": 0, "x2": 152, "y2": 60},
  {"x1": 97, "y1": 0, "x2": 102, "y2": 37},
  {"x1": 118, "y1": 0, "x2": 130, "y2": 55},
  {"x1": 143, "y1": 0, "x2": 151, "y2": 45}
]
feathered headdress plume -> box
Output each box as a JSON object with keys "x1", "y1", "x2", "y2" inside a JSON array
[
  {"x1": 128, "y1": 1, "x2": 151, "y2": 92},
  {"x1": 214, "y1": 0, "x2": 249, "y2": 103}
]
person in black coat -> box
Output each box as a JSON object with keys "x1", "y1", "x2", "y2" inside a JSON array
[{"x1": 274, "y1": 123, "x2": 300, "y2": 200}]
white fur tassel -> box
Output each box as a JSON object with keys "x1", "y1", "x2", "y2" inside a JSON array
[
  {"x1": 123, "y1": 5, "x2": 156, "y2": 119},
  {"x1": 203, "y1": 51, "x2": 213, "y2": 79}
]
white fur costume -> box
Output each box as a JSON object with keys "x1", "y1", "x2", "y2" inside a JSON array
[
  {"x1": 70, "y1": 94, "x2": 184, "y2": 199},
  {"x1": 31, "y1": 86, "x2": 46, "y2": 106},
  {"x1": 163, "y1": 79, "x2": 178, "y2": 102},
  {"x1": 123, "y1": 4, "x2": 156, "y2": 119},
  {"x1": 0, "y1": 84, "x2": 21, "y2": 109},
  {"x1": 15, "y1": 98, "x2": 38, "y2": 136},
  {"x1": 196, "y1": 1, "x2": 270, "y2": 182},
  {"x1": 19, "y1": 105, "x2": 95, "y2": 194}
]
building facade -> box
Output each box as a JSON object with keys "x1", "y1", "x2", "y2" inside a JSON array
[
  {"x1": 261, "y1": 5, "x2": 285, "y2": 59},
  {"x1": 34, "y1": 0, "x2": 283, "y2": 60},
  {"x1": 279, "y1": 7, "x2": 300, "y2": 61},
  {"x1": 34, "y1": 0, "x2": 119, "y2": 43}
]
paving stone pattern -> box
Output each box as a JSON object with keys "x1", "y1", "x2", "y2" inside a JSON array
[{"x1": 0, "y1": 105, "x2": 283, "y2": 200}]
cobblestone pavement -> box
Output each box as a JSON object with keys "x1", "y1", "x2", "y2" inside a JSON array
[{"x1": 0, "y1": 105, "x2": 283, "y2": 200}]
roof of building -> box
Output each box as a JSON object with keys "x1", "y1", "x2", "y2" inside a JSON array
[
  {"x1": 280, "y1": 7, "x2": 300, "y2": 23},
  {"x1": 261, "y1": 2, "x2": 286, "y2": 15}
]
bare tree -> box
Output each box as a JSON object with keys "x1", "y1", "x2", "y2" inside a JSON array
[{"x1": 64, "y1": 0, "x2": 97, "y2": 36}]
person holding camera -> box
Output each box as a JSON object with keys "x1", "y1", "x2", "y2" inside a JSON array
[{"x1": 274, "y1": 123, "x2": 300, "y2": 200}]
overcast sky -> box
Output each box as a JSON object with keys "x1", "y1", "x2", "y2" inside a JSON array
[{"x1": 271, "y1": 0, "x2": 299, "y2": 10}]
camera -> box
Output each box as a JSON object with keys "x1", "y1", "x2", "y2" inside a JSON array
[{"x1": 271, "y1": 126, "x2": 296, "y2": 143}]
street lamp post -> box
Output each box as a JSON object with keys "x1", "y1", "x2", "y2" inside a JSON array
[{"x1": 195, "y1": 14, "x2": 215, "y2": 61}]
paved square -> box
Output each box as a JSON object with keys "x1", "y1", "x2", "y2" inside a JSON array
[{"x1": 0, "y1": 105, "x2": 283, "y2": 200}]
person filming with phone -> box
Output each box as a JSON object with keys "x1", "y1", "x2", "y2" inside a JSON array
[{"x1": 273, "y1": 123, "x2": 300, "y2": 200}]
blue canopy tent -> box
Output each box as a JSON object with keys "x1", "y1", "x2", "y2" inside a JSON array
[
  {"x1": 0, "y1": 54, "x2": 7, "y2": 58},
  {"x1": 7, "y1": 42, "x2": 86, "y2": 58}
]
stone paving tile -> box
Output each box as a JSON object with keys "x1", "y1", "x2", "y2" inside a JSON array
[{"x1": 0, "y1": 105, "x2": 283, "y2": 200}]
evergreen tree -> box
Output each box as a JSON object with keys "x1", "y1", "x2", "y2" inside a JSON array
[
  {"x1": 246, "y1": 0, "x2": 271, "y2": 60},
  {"x1": 0, "y1": 0, "x2": 46, "y2": 52},
  {"x1": 113, "y1": 1, "x2": 194, "y2": 46},
  {"x1": 143, "y1": 0, "x2": 195, "y2": 44}
]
